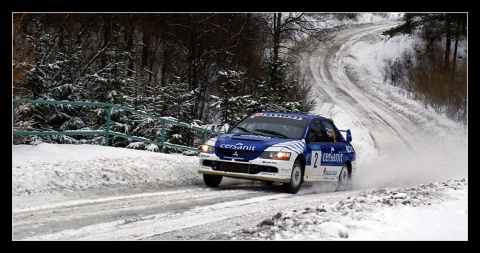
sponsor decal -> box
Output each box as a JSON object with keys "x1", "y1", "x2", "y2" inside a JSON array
[
  {"x1": 260, "y1": 172, "x2": 276, "y2": 176},
  {"x1": 311, "y1": 144, "x2": 321, "y2": 150},
  {"x1": 262, "y1": 161, "x2": 277, "y2": 164},
  {"x1": 220, "y1": 143, "x2": 256, "y2": 151},
  {"x1": 322, "y1": 152, "x2": 343, "y2": 163},
  {"x1": 223, "y1": 156, "x2": 244, "y2": 160},
  {"x1": 346, "y1": 145, "x2": 354, "y2": 153},
  {"x1": 323, "y1": 167, "x2": 337, "y2": 175},
  {"x1": 257, "y1": 113, "x2": 304, "y2": 120}
]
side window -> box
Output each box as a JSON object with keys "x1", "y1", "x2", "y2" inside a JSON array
[
  {"x1": 322, "y1": 120, "x2": 339, "y2": 142},
  {"x1": 307, "y1": 119, "x2": 324, "y2": 142}
]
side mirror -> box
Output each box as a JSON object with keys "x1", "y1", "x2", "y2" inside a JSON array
[{"x1": 346, "y1": 129, "x2": 352, "y2": 142}]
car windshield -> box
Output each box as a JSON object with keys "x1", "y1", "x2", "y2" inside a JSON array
[{"x1": 229, "y1": 114, "x2": 309, "y2": 139}]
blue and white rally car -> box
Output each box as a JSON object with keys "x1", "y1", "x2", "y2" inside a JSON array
[{"x1": 198, "y1": 112, "x2": 357, "y2": 194}]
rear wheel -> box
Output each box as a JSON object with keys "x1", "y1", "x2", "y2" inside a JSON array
[
  {"x1": 336, "y1": 164, "x2": 351, "y2": 191},
  {"x1": 203, "y1": 174, "x2": 223, "y2": 187},
  {"x1": 283, "y1": 160, "x2": 304, "y2": 194}
]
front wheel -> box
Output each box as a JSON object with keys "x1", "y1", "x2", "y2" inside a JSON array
[
  {"x1": 203, "y1": 174, "x2": 223, "y2": 187},
  {"x1": 283, "y1": 160, "x2": 304, "y2": 194}
]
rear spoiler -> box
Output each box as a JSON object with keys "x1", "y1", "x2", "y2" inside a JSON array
[{"x1": 339, "y1": 129, "x2": 352, "y2": 143}]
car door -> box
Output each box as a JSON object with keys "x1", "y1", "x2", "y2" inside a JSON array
[
  {"x1": 304, "y1": 118, "x2": 345, "y2": 181},
  {"x1": 319, "y1": 119, "x2": 346, "y2": 180},
  {"x1": 304, "y1": 118, "x2": 326, "y2": 180}
]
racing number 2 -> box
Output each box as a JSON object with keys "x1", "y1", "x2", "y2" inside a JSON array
[{"x1": 312, "y1": 151, "x2": 321, "y2": 168}]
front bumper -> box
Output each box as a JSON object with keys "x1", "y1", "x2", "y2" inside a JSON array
[{"x1": 198, "y1": 153, "x2": 293, "y2": 183}]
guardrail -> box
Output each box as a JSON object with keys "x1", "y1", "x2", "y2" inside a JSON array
[{"x1": 12, "y1": 99, "x2": 222, "y2": 153}]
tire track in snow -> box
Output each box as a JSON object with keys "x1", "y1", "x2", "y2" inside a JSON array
[{"x1": 309, "y1": 22, "x2": 414, "y2": 157}]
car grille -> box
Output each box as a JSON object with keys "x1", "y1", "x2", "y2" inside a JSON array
[{"x1": 219, "y1": 162, "x2": 250, "y2": 173}]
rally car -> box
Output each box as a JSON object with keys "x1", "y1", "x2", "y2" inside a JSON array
[{"x1": 198, "y1": 112, "x2": 357, "y2": 194}]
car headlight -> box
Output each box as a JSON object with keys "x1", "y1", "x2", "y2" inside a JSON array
[
  {"x1": 200, "y1": 144, "x2": 215, "y2": 154},
  {"x1": 260, "y1": 151, "x2": 291, "y2": 161}
]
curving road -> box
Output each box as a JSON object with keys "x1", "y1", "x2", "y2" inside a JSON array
[{"x1": 309, "y1": 22, "x2": 419, "y2": 162}]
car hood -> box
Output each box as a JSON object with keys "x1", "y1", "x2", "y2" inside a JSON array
[{"x1": 215, "y1": 133, "x2": 304, "y2": 154}]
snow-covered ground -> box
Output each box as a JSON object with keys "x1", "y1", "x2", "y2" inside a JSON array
[{"x1": 11, "y1": 143, "x2": 468, "y2": 241}]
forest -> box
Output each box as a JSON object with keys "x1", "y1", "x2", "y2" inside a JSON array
[{"x1": 12, "y1": 13, "x2": 467, "y2": 152}]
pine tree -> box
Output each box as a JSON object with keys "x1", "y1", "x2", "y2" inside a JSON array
[{"x1": 210, "y1": 69, "x2": 251, "y2": 126}]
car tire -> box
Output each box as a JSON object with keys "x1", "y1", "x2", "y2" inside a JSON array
[
  {"x1": 283, "y1": 159, "x2": 304, "y2": 194},
  {"x1": 203, "y1": 174, "x2": 223, "y2": 187},
  {"x1": 336, "y1": 164, "x2": 351, "y2": 191}
]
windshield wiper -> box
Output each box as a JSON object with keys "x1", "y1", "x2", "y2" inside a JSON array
[
  {"x1": 254, "y1": 129, "x2": 287, "y2": 138},
  {"x1": 235, "y1": 127, "x2": 251, "y2": 133}
]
